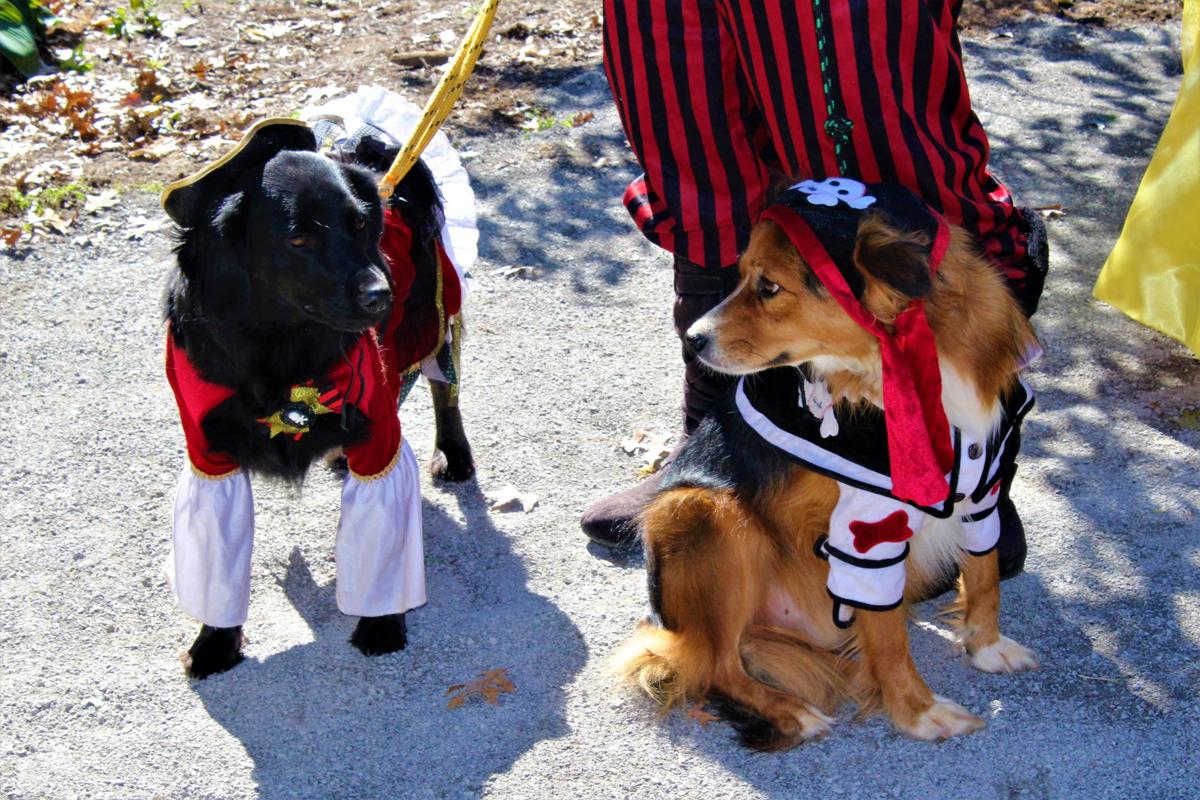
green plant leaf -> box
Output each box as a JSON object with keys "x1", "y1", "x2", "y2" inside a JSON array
[{"x1": 0, "y1": 0, "x2": 45, "y2": 77}]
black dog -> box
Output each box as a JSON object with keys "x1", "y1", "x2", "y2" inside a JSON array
[{"x1": 163, "y1": 120, "x2": 473, "y2": 678}]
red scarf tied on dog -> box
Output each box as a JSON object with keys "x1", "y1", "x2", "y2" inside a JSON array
[{"x1": 759, "y1": 178, "x2": 954, "y2": 507}]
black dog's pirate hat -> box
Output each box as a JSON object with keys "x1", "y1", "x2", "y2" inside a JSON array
[{"x1": 160, "y1": 118, "x2": 317, "y2": 227}]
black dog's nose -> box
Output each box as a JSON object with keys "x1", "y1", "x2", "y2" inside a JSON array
[
  {"x1": 356, "y1": 270, "x2": 392, "y2": 315},
  {"x1": 686, "y1": 332, "x2": 709, "y2": 354},
  {"x1": 360, "y1": 287, "x2": 391, "y2": 315}
]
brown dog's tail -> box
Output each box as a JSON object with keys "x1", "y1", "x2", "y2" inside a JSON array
[{"x1": 611, "y1": 621, "x2": 848, "y2": 750}]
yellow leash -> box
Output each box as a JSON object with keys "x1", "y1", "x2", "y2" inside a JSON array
[{"x1": 378, "y1": 0, "x2": 500, "y2": 199}]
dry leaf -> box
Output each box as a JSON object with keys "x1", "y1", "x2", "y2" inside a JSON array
[
  {"x1": 620, "y1": 430, "x2": 648, "y2": 454},
  {"x1": 84, "y1": 190, "x2": 120, "y2": 214},
  {"x1": 1, "y1": 227, "x2": 25, "y2": 247},
  {"x1": 125, "y1": 215, "x2": 169, "y2": 239},
  {"x1": 686, "y1": 705, "x2": 720, "y2": 727},
  {"x1": 493, "y1": 265, "x2": 540, "y2": 280},
  {"x1": 485, "y1": 486, "x2": 540, "y2": 513},
  {"x1": 446, "y1": 668, "x2": 516, "y2": 709},
  {"x1": 621, "y1": 431, "x2": 672, "y2": 466},
  {"x1": 130, "y1": 140, "x2": 179, "y2": 161},
  {"x1": 28, "y1": 207, "x2": 72, "y2": 235}
]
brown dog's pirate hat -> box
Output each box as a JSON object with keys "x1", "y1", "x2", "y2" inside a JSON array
[{"x1": 160, "y1": 118, "x2": 317, "y2": 227}]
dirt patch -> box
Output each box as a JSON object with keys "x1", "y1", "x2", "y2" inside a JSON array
[
  {"x1": 960, "y1": 0, "x2": 1182, "y2": 29},
  {"x1": 0, "y1": 0, "x2": 1184, "y2": 241}
]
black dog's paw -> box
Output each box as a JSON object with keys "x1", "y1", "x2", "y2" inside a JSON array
[
  {"x1": 350, "y1": 613, "x2": 408, "y2": 656},
  {"x1": 429, "y1": 445, "x2": 475, "y2": 482},
  {"x1": 183, "y1": 625, "x2": 245, "y2": 679}
]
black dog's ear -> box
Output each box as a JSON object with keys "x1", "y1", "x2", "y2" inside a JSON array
[
  {"x1": 337, "y1": 162, "x2": 385, "y2": 218},
  {"x1": 852, "y1": 213, "x2": 933, "y2": 300}
]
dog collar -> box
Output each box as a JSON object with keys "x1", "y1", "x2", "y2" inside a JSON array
[{"x1": 759, "y1": 178, "x2": 954, "y2": 506}]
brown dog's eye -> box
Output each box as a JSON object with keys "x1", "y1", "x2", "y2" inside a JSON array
[
  {"x1": 757, "y1": 277, "x2": 782, "y2": 299},
  {"x1": 288, "y1": 234, "x2": 314, "y2": 249}
]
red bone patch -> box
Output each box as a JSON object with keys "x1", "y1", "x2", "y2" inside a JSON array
[{"x1": 849, "y1": 510, "x2": 914, "y2": 553}]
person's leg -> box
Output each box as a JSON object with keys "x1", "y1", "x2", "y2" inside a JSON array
[
  {"x1": 580, "y1": 256, "x2": 740, "y2": 547},
  {"x1": 586, "y1": 0, "x2": 770, "y2": 548}
]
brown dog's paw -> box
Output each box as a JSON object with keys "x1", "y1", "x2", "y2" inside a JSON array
[
  {"x1": 897, "y1": 695, "x2": 984, "y2": 740},
  {"x1": 350, "y1": 613, "x2": 408, "y2": 656},
  {"x1": 788, "y1": 704, "x2": 835, "y2": 742},
  {"x1": 429, "y1": 447, "x2": 475, "y2": 482},
  {"x1": 183, "y1": 625, "x2": 245, "y2": 679},
  {"x1": 969, "y1": 635, "x2": 1038, "y2": 673},
  {"x1": 715, "y1": 696, "x2": 834, "y2": 750}
]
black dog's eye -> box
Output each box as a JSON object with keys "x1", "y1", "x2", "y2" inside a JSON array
[
  {"x1": 758, "y1": 276, "x2": 782, "y2": 299},
  {"x1": 353, "y1": 217, "x2": 367, "y2": 231},
  {"x1": 288, "y1": 234, "x2": 314, "y2": 249}
]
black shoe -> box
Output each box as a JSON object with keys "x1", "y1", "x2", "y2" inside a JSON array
[
  {"x1": 996, "y1": 494, "x2": 1026, "y2": 580},
  {"x1": 580, "y1": 471, "x2": 663, "y2": 549}
]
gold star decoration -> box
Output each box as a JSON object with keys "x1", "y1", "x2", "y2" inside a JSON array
[{"x1": 257, "y1": 384, "x2": 338, "y2": 439}]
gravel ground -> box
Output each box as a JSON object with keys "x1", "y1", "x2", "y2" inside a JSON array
[{"x1": 2, "y1": 16, "x2": 1198, "y2": 800}]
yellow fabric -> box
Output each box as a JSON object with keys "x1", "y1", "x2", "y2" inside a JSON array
[{"x1": 1093, "y1": 0, "x2": 1200, "y2": 356}]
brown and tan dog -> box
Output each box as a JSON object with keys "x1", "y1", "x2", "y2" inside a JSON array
[{"x1": 614, "y1": 181, "x2": 1039, "y2": 747}]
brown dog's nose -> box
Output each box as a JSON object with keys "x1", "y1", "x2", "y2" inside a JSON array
[
  {"x1": 356, "y1": 270, "x2": 392, "y2": 316},
  {"x1": 686, "y1": 331, "x2": 709, "y2": 354}
]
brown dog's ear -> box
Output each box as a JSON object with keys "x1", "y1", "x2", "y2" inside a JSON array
[{"x1": 852, "y1": 213, "x2": 933, "y2": 313}]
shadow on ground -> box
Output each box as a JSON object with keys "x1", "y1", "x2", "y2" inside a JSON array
[{"x1": 193, "y1": 482, "x2": 586, "y2": 799}]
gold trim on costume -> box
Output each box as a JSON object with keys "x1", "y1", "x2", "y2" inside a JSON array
[
  {"x1": 160, "y1": 117, "x2": 311, "y2": 211},
  {"x1": 400, "y1": 246, "x2": 449, "y2": 378},
  {"x1": 190, "y1": 462, "x2": 241, "y2": 481},
  {"x1": 348, "y1": 443, "x2": 402, "y2": 483}
]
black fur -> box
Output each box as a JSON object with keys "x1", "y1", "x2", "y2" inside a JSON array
[
  {"x1": 167, "y1": 150, "x2": 390, "y2": 482},
  {"x1": 184, "y1": 624, "x2": 245, "y2": 679},
  {"x1": 350, "y1": 613, "x2": 408, "y2": 656},
  {"x1": 657, "y1": 381, "x2": 796, "y2": 503}
]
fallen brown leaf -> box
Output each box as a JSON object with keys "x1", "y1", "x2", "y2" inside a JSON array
[{"x1": 446, "y1": 668, "x2": 516, "y2": 709}]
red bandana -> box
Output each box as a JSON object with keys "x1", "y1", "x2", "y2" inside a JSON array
[{"x1": 760, "y1": 179, "x2": 954, "y2": 506}]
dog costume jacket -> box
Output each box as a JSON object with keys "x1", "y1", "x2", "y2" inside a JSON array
[
  {"x1": 307, "y1": 86, "x2": 476, "y2": 403},
  {"x1": 738, "y1": 179, "x2": 1035, "y2": 626},
  {"x1": 167, "y1": 331, "x2": 425, "y2": 628}
]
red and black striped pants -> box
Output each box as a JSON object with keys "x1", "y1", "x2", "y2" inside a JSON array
[{"x1": 603, "y1": 0, "x2": 1035, "y2": 291}]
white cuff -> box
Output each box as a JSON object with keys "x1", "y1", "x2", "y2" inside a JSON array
[
  {"x1": 960, "y1": 494, "x2": 1002, "y2": 555},
  {"x1": 335, "y1": 438, "x2": 427, "y2": 617},
  {"x1": 168, "y1": 464, "x2": 255, "y2": 628},
  {"x1": 827, "y1": 559, "x2": 908, "y2": 612},
  {"x1": 822, "y1": 484, "x2": 926, "y2": 624}
]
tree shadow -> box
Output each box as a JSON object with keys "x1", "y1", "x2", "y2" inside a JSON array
[
  {"x1": 192, "y1": 482, "x2": 587, "y2": 799},
  {"x1": 466, "y1": 68, "x2": 650, "y2": 290}
]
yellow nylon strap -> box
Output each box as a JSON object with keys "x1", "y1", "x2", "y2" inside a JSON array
[{"x1": 378, "y1": 0, "x2": 500, "y2": 199}]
